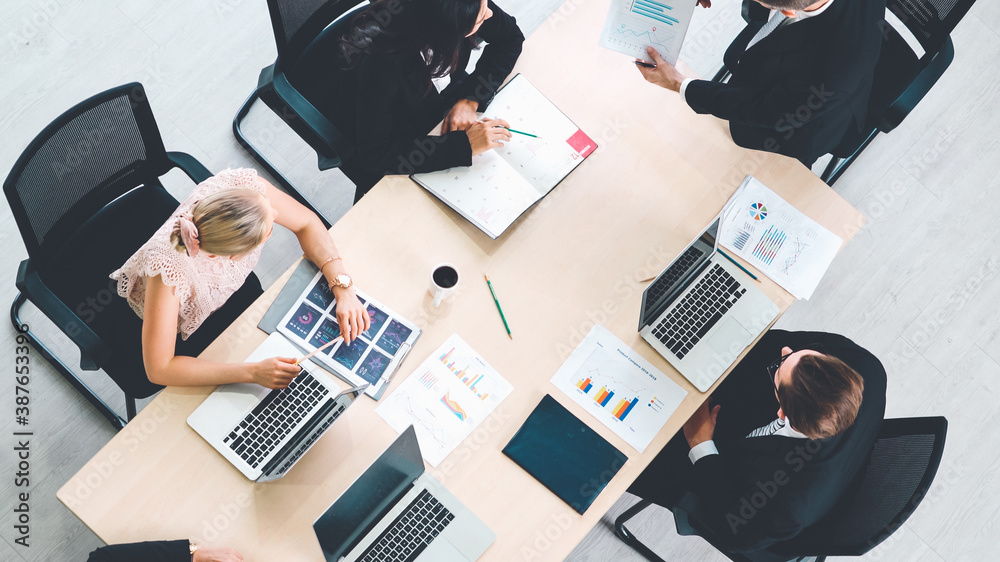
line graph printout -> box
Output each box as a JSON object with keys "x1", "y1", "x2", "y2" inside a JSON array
[
  {"x1": 599, "y1": 0, "x2": 698, "y2": 64},
  {"x1": 718, "y1": 176, "x2": 844, "y2": 299},
  {"x1": 376, "y1": 334, "x2": 513, "y2": 466},
  {"x1": 551, "y1": 325, "x2": 687, "y2": 452}
]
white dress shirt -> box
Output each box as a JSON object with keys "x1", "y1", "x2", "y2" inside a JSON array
[{"x1": 688, "y1": 417, "x2": 808, "y2": 464}]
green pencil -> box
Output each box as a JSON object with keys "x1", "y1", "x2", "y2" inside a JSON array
[
  {"x1": 484, "y1": 274, "x2": 513, "y2": 339},
  {"x1": 717, "y1": 249, "x2": 759, "y2": 281},
  {"x1": 504, "y1": 127, "x2": 539, "y2": 139}
]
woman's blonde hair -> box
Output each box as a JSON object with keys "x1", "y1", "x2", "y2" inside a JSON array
[{"x1": 171, "y1": 189, "x2": 270, "y2": 257}]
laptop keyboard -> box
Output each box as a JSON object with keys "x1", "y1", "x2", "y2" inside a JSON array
[
  {"x1": 652, "y1": 264, "x2": 746, "y2": 360},
  {"x1": 223, "y1": 370, "x2": 329, "y2": 469},
  {"x1": 647, "y1": 245, "x2": 705, "y2": 305},
  {"x1": 359, "y1": 489, "x2": 455, "y2": 562},
  {"x1": 274, "y1": 401, "x2": 346, "y2": 475}
]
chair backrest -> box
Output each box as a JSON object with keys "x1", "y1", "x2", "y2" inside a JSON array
[
  {"x1": 3, "y1": 83, "x2": 170, "y2": 265},
  {"x1": 778, "y1": 416, "x2": 948, "y2": 557},
  {"x1": 267, "y1": 0, "x2": 365, "y2": 68},
  {"x1": 888, "y1": 0, "x2": 976, "y2": 57}
]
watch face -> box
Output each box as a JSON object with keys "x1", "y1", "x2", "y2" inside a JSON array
[{"x1": 336, "y1": 274, "x2": 352, "y2": 288}]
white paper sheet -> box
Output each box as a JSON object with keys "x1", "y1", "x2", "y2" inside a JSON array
[
  {"x1": 719, "y1": 176, "x2": 844, "y2": 299},
  {"x1": 376, "y1": 334, "x2": 513, "y2": 466},
  {"x1": 599, "y1": 0, "x2": 698, "y2": 65},
  {"x1": 550, "y1": 325, "x2": 687, "y2": 452}
]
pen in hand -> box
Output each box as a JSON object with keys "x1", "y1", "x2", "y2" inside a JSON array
[{"x1": 634, "y1": 60, "x2": 657, "y2": 69}]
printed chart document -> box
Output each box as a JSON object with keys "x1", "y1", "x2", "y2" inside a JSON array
[
  {"x1": 376, "y1": 334, "x2": 513, "y2": 466},
  {"x1": 599, "y1": 0, "x2": 698, "y2": 65},
  {"x1": 719, "y1": 176, "x2": 844, "y2": 300},
  {"x1": 277, "y1": 271, "x2": 421, "y2": 400},
  {"x1": 551, "y1": 325, "x2": 687, "y2": 452},
  {"x1": 412, "y1": 74, "x2": 597, "y2": 239}
]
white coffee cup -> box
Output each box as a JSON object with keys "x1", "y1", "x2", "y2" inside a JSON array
[{"x1": 429, "y1": 264, "x2": 460, "y2": 307}]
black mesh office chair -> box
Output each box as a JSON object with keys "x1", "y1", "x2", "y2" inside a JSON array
[
  {"x1": 4, "y1": 83, "x2": 263, "y2": 429},
  {"x1": 233, "y1": 0, "x2": 371, "y2": 224},
  {"x1": 713, "y1": 0, "x2": 977, "y2": 186},
  {"x1": 616, "y1": 417, "x2": 948, "y2": 562},
  {"x1": 819, "y1": 0, "x2": 978, "y2": 184}
]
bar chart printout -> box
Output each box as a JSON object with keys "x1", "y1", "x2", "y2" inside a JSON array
[
  {"x1": 552, "y1": 325, "x2": 688, "y2": 452},
  {"x1": 599, "y1": 0, "x2": 698, "y2": 65},
  {"x1": 377, "y1": 334, "x2": 513, "y2": 466}
]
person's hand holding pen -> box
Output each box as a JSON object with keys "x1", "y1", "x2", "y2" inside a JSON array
[
  {"x1": 467, "y1": 118, "x2": 512, "y2": 156},
  {"x1": 634, "y1": 47, "x2": 689, "y2": 93}
]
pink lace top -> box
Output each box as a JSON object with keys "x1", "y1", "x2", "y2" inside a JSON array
[{"x1": 111, "y1": 168, "x2": 267, "y2": 340}]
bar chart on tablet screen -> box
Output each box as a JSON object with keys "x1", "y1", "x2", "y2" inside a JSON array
[{"x1": 599, "y1": 0, "x2": 698, "y2": 64}]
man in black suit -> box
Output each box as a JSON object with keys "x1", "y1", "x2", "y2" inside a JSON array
[
  {"x1": 628, "y1": 330, "x2": 887, "y2": 553},
  {"x1": 636, "y1": 0, "x2": 885, "y2": 166}
]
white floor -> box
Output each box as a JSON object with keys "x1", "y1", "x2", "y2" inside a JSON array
[{"x1": 0, "y1": 0, "x2": 997, "y2": 560}]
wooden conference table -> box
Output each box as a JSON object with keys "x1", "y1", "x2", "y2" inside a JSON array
[{"x1": 58, "y1": 1, "x2": 865, "y2": 560}]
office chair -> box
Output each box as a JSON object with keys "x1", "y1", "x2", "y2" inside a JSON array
[
  {"x1": 712, "y1": 0, "x2": 977, "y2": 186},
  {"x1": 233, "y1": 0, "x2": 371, "y2": 224},
  {"x1": 615, "y1": 417, "x2": 948, "y2": 562},
  {"x1": 4, "y1": 83, "x2": 263, "y2": 430}
]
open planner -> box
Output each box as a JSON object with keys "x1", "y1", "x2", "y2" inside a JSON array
[
  {"x1": 277, "y1": 271, "x2": 421, "y2": 400},
  {"x1": 412, "y1": 74, "x2": 597, "y2": 239}
]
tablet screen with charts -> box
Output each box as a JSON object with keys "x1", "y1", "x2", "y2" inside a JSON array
[{"x1": 277, "y1": 271, "x2": 421, "y2": 400}]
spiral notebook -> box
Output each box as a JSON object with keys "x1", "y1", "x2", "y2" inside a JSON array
[{"x1": 412, "y1": 74, "x2": 597, "y2": 239}]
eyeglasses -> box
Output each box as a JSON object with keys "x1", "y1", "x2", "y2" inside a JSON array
[{"x1": 766, "y1": 342, "x2": 824, "y2": 390}]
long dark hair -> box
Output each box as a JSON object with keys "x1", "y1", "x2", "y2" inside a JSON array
[{"x1": 340, "y1": 0, "x2": 482, "y2": 91}]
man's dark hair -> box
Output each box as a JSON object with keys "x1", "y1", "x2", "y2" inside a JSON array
[
  {"x1": 778, "y1": 354, "x2": 864, "y2": 439},
  {"x1": 761, "y1": 0, "x2": 822, "y2": 11}
]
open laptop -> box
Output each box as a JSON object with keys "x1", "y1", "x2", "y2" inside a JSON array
[
  {"x1": 313, "y1": 426, "x2": 495, "y2": 562},
  {"x1": 188, "y1": 332, "x2": 367, "y2": 482},
  {"x1": 638, "y1": 217, "x2": 779, "y2": 392}
]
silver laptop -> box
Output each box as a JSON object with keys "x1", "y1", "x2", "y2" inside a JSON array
[
  {"x1": 313, "y1": 426, "x2": 495, "y2": 562},
  {"x1": 638, "y1": 217, "x2": 779, "y2": 392},
  {"x1": 188, "y1": 332, "x2": 367, "y2": 482}
]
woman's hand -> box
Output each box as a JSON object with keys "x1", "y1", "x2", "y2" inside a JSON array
[
  {"x1": 334, "y1": 288, "x2": 371, "y2": 344},
  {"x1": 194, "y1": 546, "x2": 244, "y2": 562},
  {"x1": 443, "y1": 99, "x2": 480, "y2": 133},
  {"x1": 467, "y1": 119, "x2": 512, "y2": 156},
  {"x1": 250, "y1": 357, "x2": 301, "y2": 389}
]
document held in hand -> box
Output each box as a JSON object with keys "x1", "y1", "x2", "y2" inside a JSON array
[{"x1": 599, "y1": 0, "x2": 698, "y2": 65}]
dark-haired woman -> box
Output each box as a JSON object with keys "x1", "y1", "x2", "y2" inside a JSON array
[{"x1": 311, "y1": 0, "x2": 524, "y2": 197}]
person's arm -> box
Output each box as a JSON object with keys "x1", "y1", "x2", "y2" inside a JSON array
[
  {"x1": 262, "y1": 180, "x2": 370, "y2": 342},
  {"x1": 355, "y1": 57, "x2": 474, "y2": 175},
  {"x1": 450, "y1": 1, "x2": 525, "y2": 111},
  {"x1": 141, "y1": 275, "x2": 300, "y2": 389},
  {"x1": 88, "y1": 540, "x2": 243, "y2": 562}
]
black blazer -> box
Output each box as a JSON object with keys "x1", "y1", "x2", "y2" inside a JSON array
[
  {"x1": 689, "y1": 330, "x2": 887, "y2": 552},
  {"x1": 88, "y1": 540, "x2": 190, "y2": 562},
  {"x1": 312, "y1": 1, "x2": 524, "y2": 177},
  {"x1": 685, "y1": 0, "x2": 885, "y2": 161}
]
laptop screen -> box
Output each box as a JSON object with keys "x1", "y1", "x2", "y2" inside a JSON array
[
  {"x1": 638, "y1": 217, "x2": 720, "y2": 329},
  {"x1": 313, "y1": 426, "x2": 424, "y2": 561}
]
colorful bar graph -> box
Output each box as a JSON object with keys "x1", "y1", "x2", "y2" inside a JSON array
[
  {"x1": 594, "y1": 387, "x2": 615, "y2": 407},
  {"x1": 418, "y1": 371, "x2": 437, "y2": 391},
  {"x1": 751, "y1": 225, "x2": 786, "y2": 266},
  {"x1": 631, "y1": 0, "x2": 680, "y2": 25},
  {"x1": 576, "y1": 377, "x2": 594, "y2": 393}
]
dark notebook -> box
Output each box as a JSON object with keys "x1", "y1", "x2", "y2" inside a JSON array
[{"x1": 502, "y1": 394, "x2": 628, "y2": 514}]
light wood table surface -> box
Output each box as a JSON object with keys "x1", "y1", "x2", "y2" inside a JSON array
[{"x1": 57, "y1": 0, "x2": 865, "y2": 559}]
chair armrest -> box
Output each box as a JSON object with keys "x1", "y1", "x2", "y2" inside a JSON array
[
  {"x1": 15, "y1": 260, "x2": 111, "y2": 370},
  {"x1": 880, "y1": 36, "x2": 954, "y2": 133},
  {"x1": 165, "y1": 152, "x2": 213, "y2": 184},
  {"x1": 673, "y1": 491, "x2": 717, "y2": 537},
  {"x1": 258, "y1": 65, "x2": 354, "y2": 166}
]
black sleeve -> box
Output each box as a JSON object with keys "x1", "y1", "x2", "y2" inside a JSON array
[
  {"x1": 355, "y1": 58, "x2": 473, "y2": 176},
  {"x1": 88, "y1": 540, "x2": 190, "y2": 562},
  {"x1": 684, "y1": 76, "x2": 842, "y2": 130},
  {"x1": 452, "y1": 1, "x2": 525, "y2": 111}
]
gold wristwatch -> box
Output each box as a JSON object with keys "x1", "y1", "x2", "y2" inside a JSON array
[
  {"x1": 329, "y1": 273, "x2": 353, "y2": 290},
  {"x1": 189, "y1": 540, "x2": 198, "y2": 556}
]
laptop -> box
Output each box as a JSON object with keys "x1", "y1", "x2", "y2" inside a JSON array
[
  {"x1": 638, "y1": 217, "x2": 779, "y2": 392},
  {"x1": 313, "y1": 426, "x2": 495, "y2": 562},
  {"x1": 188, "y1": 332, "x2": 368, "y2": 482}
]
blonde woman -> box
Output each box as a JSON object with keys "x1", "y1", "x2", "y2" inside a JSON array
[{"x1": 112, "y1": 168, "x2": 370, "y2": 389}]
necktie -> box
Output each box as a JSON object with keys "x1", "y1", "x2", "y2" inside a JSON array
[
  {"x1": 746, "y1": 417, "x2": 786, "y2": 438},
  {"x1": 746, "y1": 11, "x2": 791, "y2": 50}
]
